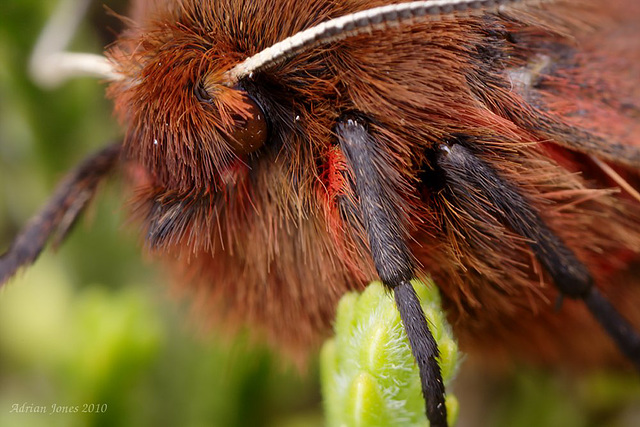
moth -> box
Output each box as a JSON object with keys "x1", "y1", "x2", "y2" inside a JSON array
[{"x1": 2, "y1": 0, "x2": 640, "y2": 426}]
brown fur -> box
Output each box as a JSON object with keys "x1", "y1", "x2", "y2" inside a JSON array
[{"x1": 106, "y1": 0, "x2": 640, "y2": 368}]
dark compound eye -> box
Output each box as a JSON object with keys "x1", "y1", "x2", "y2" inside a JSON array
[
  {"x1": 194, "y1": 81, "x2": 213, "y2": 104},
  {"x1": 195, "y1": 81, "x2": 267, "y2": 156},
  {"x1": 227, "y1": 92, "x2": 268, "y2": 156}
]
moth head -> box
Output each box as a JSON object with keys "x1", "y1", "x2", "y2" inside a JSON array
[
  {"x1": 94, "y1": 0, "x2": 514, "y2": 191},
  {"x1": 106, "y1": 20, "x2": 267, "y2": 192}
]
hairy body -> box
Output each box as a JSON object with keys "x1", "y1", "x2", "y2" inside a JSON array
[{"x1": 63, "y1": 0, "x2": 640, "y2": 368}]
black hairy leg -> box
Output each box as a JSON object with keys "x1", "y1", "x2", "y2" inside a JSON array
[
  {"x1": 437, "y1": 143, "x2": 640, "y2": 370},
  {"x1": 0, "y1": 143, "x2": 121, "y2": 285},
  {"x1": 336, "y1": 117, "x2": 447, "y2": 427}
]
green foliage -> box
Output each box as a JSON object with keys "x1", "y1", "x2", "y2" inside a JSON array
[
  {"x1": 321, "y1": 280, "x2": 460, "y2": 427},
  {"x1": 0, "y1": 256, "x2": 323, "y2": 427}
]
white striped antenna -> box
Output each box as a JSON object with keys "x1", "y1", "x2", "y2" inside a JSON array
[
  {"x1": 225, "y1": 0, "x2": 543, "y2": 84},
  {"x1": 30, "y1": 0, "x2": 121, "y2": 88},
  {"x1": 31, "y1": 0, "x2": 541, "y2": 88}
]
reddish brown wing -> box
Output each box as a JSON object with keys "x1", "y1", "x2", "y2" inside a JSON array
[
  {"x1": 418, "y1": 0, "x2": 640, "y2": 368},
  {"x1": 523, "y1": 0, "x2": 640, "y2": 154}
]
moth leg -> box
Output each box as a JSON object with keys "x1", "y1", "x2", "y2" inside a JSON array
[
  {"x1": 437, "y1": 143, "x2": 640, "y2": 370},
  {"x1": 0, "y1": 143, "x2": 121, "y2": 286},
  {"x1": 336, "y1": 117, "x2": 448, "y2": 427}
]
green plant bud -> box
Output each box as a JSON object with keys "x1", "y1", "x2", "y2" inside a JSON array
[{"x1": 321, "y1": 280, "x2": 460, "y2": 427}]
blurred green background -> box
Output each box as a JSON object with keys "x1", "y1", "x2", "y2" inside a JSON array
[{"x1": 0, "y1": 1, "x2": 639, "y2": 427}]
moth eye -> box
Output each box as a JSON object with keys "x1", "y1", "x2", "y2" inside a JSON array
[
  {"x1": 226, "y1": 93, "x2": 268, "y2": 156},
  {"x1": 195, "y1": 82, "x2": 213, "y2": 104},
  {"x1": 195, "y1": 81, "x2": 267, "y2": 155}
]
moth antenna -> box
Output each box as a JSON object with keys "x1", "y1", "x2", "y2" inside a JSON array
[
  {"x1": 30, "y1": 0, "x2": 121, "y2": 88},
  {"x1": 590, "y1": 155, "x2": 640, "y2": 204},
  {"x1": 226, "y1": 0, "x2": 550, "y2": 84}
]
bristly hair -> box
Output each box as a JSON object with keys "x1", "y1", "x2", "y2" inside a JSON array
[{"x1": 102, "y1": 0, "x2": 640, "y2": 368}]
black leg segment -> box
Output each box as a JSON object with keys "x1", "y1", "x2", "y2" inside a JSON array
[
  {"x1": 395, "y1": 280, "x2": 448, "y2": 426},
  {"x1": 337, "y1": 117, "x2": 448, "y2": 427},
  {"x1": 437, "y1": 142, "x2": 640, "y2": 370},
  {"x1": 0, "y1": 143, "x2": 121, "y2": 286}
]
